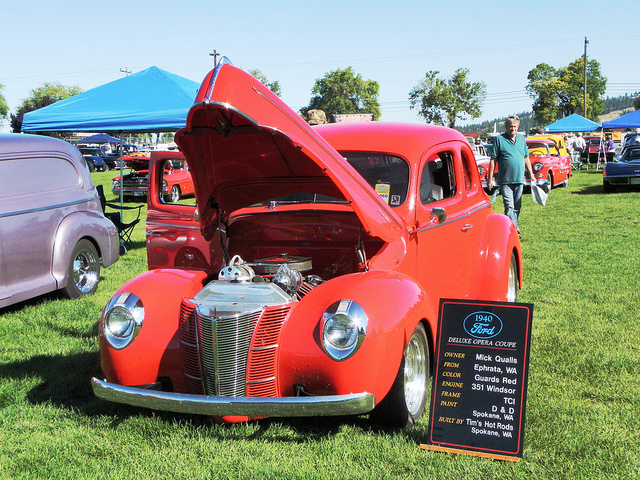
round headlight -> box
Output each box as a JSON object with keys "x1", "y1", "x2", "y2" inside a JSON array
[
  {"x1": 321, "y1": 300, "x2": 368, "y2": 361},
  {"x1": 533, "y1": 162, "x2": 543, "y2": 172},
  {"x1": 324, "y1": 314, "x2": 358, "y2": 350},
  {"x1": 105, "y1": 306, "x2": 136, "y2": 337},
  {"x1": 478, "y1": 166, "x2": 486, "y2": 175},
  {"x1": 103, "y1": 292, "x2": 144, "y2": 350}
]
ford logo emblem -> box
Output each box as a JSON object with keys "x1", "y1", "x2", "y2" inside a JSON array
[{"x1": 463, "y1": 311, "x2": 503, "y2": 339}]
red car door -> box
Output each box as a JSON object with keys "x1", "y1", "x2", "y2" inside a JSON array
[
  {"x1": 146, "y1": 152, "x2": 216, "y2": 271},
  {"x1": 412, "y1": 144, "x2": 487, "y2": 300}
]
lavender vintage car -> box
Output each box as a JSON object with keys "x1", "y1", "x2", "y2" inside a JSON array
[{"x1": 0, "y1": 134, "x2": 119, "y2": 308}]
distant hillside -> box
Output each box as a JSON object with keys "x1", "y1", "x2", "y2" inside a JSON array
[
  {"x1": 459, "y1": 93, "x2": 639, "y2": 134},
  {"x1": 459, "y1": 111, "x2": 535, "y2": 135},
  {"x1": 601, "y1": 93, "x2": 639, "y2": 115}
]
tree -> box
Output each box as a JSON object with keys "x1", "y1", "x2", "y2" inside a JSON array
[
  {"x1": 0, "y1": 84, "x2": 8, "y2": 120},
  {"x1": 409, "y1": 68, "x2": 486, "y2": 129},
  {"x1": 10, "y1": 82, "x2": 83, "y2": 133},
  {"x1": 301, "y1": 67, "x2": 381, "y2": 120},
  {"x1": 526, "y1": 57, "x2": 606, "y2": 124},
  {"x1": 248, "y1": 69, "x2": 281, "y2": 97},
  {"x1": 525, "y1": 63, "x2": 560, "y2": 126}
]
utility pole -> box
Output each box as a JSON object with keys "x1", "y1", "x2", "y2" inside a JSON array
[
  {"x1": 120, "y1": 67, "x2": 132, "y2": 76},
  {"x1": 209, "y1": 49, "x2": 220, "y2": 67},
  {"x1": 583, "y1": 37, "x2": 588, "y2": 117}
]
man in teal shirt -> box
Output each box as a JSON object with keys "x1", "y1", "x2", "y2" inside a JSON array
[{"x1": 487, "y1": 116, "x2": 535, "y2": 233}]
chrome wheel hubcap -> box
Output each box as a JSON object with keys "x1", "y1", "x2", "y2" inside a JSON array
[
  {"x1": 404, "y1": 332, "x2": 427, "y2": 416},
  {"x1": 73, "y1": 249, "x2": 99, "y2": 294},
  {"x1": 508, "y1": 255, "x2": 518, "y2": 302}
]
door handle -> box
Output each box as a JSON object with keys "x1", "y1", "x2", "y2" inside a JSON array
[
  {"x1": 430, "y1": 207, "x2": 447, "y2": 224},
  {"x1": 461, "y1": 223, "x2": 473, "y2": 232}
]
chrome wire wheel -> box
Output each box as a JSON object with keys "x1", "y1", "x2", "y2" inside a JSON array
[
  {"x1": 168, "y1": 185, "x2": 180, "y2": 203},
  {"x1": 64, "y1": 239, "x2": 100, "y2": 299},
  {"x1": 507, "y1": 253, "x2": 518, "y2": 303},
  {"x1": 404, "y1": 326, "x2": 429, "y2": 417},
  {"x1": 73, "y1": 248, "x2": 99, "y2": 294},
  {"x1": 370, "y1": 322, "x2": 430, "y2": 428}
]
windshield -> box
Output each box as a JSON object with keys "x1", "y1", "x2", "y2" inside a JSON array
[
  {"x1": 527, "y1": 142, "x2": 550, "y2": 155},
  {"x1": 257, "y1": 152, "x2": 410, "y2": 208},
  {"x1": 622, "y1": 148, "x2": 640, "y2": 162},
  {"x1": 341, "y1": 152, "x2": 410, "y2": 207}
]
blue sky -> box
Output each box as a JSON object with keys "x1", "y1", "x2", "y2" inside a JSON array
[{"x1": 2, "y1": 0, "x2": 639, "y2": 132}]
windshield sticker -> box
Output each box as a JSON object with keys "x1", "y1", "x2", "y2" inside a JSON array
[{"x1": 375, "y1": 183, "x2": 390, "y2": 204}]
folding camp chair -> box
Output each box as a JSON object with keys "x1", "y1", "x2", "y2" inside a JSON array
[
  {"x1": 96, "y1": 185, "x2": 143, "y2": 255},
  {"x1": 104, "y1": 202, "x2": 143, "y2": 254}
]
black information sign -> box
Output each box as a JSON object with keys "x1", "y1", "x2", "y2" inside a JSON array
[{"x1": 422, "y1": 299, "x2": 533, "y2": 461}]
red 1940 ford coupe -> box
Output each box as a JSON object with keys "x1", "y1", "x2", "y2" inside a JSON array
[{"x1": 92, "y1": 59, "x2": 522, "y2": 428}]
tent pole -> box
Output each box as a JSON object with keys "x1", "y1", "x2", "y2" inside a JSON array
[{"x1": 118, "y1": 132, "x2": 124, "y2": 221}]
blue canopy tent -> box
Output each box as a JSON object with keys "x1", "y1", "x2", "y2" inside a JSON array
[
  {"x1": 543, "y1": 113, "x2": 601, "y2": 133},
  {"x1": 21, "y1": 66, "x2": 200, "y2": 132},
  {"x1": 543, "y1": 113, "x2": 604, "y2": 169},
  {"x1": 602, "y1": 109, "x2": 640, "y2": 129},
  {"x1": 21, "y1": 66, "x2": 201, "y2": 239},
  {"x1": 79, "y1": 133, "x2": 122, "y2": 143}
]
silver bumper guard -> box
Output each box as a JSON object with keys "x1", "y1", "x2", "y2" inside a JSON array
[{"x1": 91, "y1": 377, "x2": 376, "y2": 417}]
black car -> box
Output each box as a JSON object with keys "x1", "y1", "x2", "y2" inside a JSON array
[
  {"x1": 79, "y1": 148, "x2": 118, "y2": 170},
  {"x1": 82, "y1": 154, "x2": 106, "y2": 172}
]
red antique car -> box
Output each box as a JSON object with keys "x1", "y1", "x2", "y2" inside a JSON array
[
  {"x1": 584, "y1": 135, "x2": 606, "y2": 164},
  {"x1": 92, "y1": 60, "x2": 522, "y2": 428},
  {"x1": 472, "y1": 143, "x2": 494, "y2": 192},
  {"x1": 112, "y1": 151, "x2": 194, "y2": 203},
  {"x1": 526, "y1": 139, "x2": 572, "y2": 191}
]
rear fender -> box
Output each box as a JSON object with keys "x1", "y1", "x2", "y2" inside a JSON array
[
  {"x1": 52, "y1": 211, "x2": 119, "y2": 286},
  {"x1": 474, "y1": 213, "x2": 522, "y2": 301},
  {"x1": 98, "y1": 269, "x2": 208, "y2": 389},
  {"x1": 278, "y1": 270, "x2": 437, "y2": 402}
]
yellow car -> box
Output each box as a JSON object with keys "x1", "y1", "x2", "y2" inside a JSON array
[{"x1": 527, "y1": 134, "x2": 569, "y2": 156}]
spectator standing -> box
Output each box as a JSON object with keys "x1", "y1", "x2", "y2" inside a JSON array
[
  {"x1": 574, "y1": 133, "x2": 586, "y2": 160},
  {"x1": 564, "y1": 134, "x2": 574, "y2": 154},
  {"x1": 488, "y1": 116, "x2": 535, "y2": 234},
  {"x1": 606, "y1": 134, "x2": 615, "y2": 162}
]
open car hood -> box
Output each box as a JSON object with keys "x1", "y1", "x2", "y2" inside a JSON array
[
  {"x1": 175, "y1": 60, "x2": 404, "y2": 243},
  {"x1": 123, "y1": 155, "x2": 150, "y2": 171}
]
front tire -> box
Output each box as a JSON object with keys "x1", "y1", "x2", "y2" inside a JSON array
[
  {"x1": 167, "y1": 185, "x2": 181, "y2": 203},
  {"x1": 508, "y1": 252, "x2": 518, "y2": 303},
  {"x1": 370, "y1": 323, "x2": 430, "y2": 428},
  {"x1": 545, "y1": 173, "x2": 553, "y2": 192},
  {"x1": 63, "y1": 239, "x2": 100, "y2": 299}
]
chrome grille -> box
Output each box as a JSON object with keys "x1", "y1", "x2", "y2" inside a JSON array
[
  {"x1": 196, "y1": 307, "x2": 261, "y2": 396},
  {"x1": 180, "y1": 300, "x2": 204, "y2": 395},
  {"x1": 181, "y1": 296, "x2": 294, "y2": 399},
  {"x1": 246, "y1": 305, "x2": 292, "y2": 397}
]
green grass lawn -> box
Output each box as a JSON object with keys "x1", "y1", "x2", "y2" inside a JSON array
[{"x1": 1, "y1": 170, "x2": 639, "y2": 479}]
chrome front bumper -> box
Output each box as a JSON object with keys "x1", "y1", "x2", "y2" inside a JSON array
[
  {"x1": 524, "y1": 178, "x2": 549, "y2": 189},
  {"x1": 91, "y1": 377, "x2": 376, "y2": 417}
]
